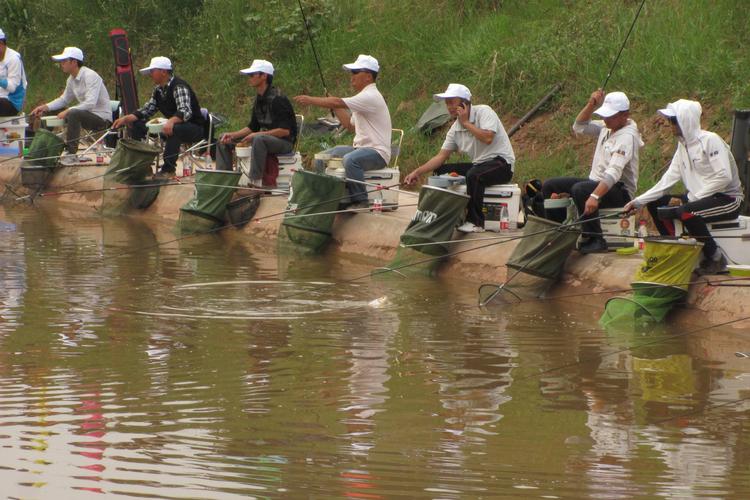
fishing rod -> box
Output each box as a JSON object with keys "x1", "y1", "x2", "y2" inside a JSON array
[
  {"x1": 488, "y1": 275, "x2": 750, "y2": 307},
  {"x1": 104, "y1": 181, "x2": 406, "y2": 262},
  {"x1": 251, "y1": 181, "x2": 404, "y2": 224},
  {"x1": 478, "y1": 214, "x2": 599, "y2": 306},
  {"x1": 274, "y1": 213, "x2": 617, "y2": 302},
  {"x1": 0, "y1": 126, "x2": 115, "y2": 165},
  {"x1": 31, "y1": 180, "x2": 290, "y2": 200},
  {"x1": 297, "y1": 0, "x2": 329, "y2": 96},
  {"x1": 261, "y1": 202, "x2": 418, "y2": 223},
  {"x1": 601, "y1": 0, "x2": 647, "y2": 90}
]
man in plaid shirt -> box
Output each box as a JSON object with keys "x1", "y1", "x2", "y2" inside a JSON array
[{"x1": 113, "y1": 56, "x2": 205, "y2": 176}]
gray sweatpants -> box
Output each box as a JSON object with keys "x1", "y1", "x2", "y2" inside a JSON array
[
  {"x1": 216, "y1": 135, "x2": 293, "y2": 181},
  {"x1": 64, "y1": 108, "x2": 111, "y2": 154}
]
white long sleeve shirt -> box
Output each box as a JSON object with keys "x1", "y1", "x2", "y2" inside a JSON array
[
  {"x1": 572, "y1": 118, "x2": 643, "y2": 198},
  {"x1": 0, "y1": 47, "x2": 26, "y2": 97},
  {"x1": 633, "y1": 100, "x2": 743, "y2": 207},
  {"x1": 46, "y1": 66, "x2": 111, "y2": 122}
]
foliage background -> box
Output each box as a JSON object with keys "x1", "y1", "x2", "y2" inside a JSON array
[{"x1": 3, "y1": 0, "x2": 750, "y2": 189}]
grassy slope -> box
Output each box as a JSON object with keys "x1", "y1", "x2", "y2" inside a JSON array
[{"x1": 4, "y1": 0, "x2": 750, "y2": 192}]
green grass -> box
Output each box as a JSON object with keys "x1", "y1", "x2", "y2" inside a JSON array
[{"x1": 4, "y1": 0, "x2": 750, "y2": 191}]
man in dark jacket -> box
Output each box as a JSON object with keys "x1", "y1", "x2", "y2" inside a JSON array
[
  {"x1": 112, "y1": 56, "x2": 205, "y2": 176},
  {"x1": 215, "y1": 59, "x2": 297, "y2": 187}
]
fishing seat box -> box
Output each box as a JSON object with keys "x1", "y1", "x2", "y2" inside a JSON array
[
  {"x1": 364, "y1": 167, "x2": 400, "y2": 210},
  {"x1": 599, "y1": 207, "x2": 637, "y2": 248},
  {"x1": 456, "y1": 183, "x2": 521, "y2": 231},
  {"x1": 706, "y1": 215, "x2": 750, "y2": 265},
  {"x1": 276, "y1": 152, "x2": 302, "y2": 188},
  {"x1": 0, "y1": 116, "x2": 27, "y2": 156},
  {"x1": 325, "y1": 166, "x2": 400, "y2": 210}
]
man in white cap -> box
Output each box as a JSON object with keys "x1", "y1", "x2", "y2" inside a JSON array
[
  {"x1": 624, "y1": 100, "x2": 744, "y2": 274},
  {"x1": 404, "y1": 83, "x2": 515, "y2": 233},
  {"x1": 112, "y1": 56, "x2": 205, "y2": 177},
  {"x1": 0, "y1": 28, "x2": 27, "y2": 116},
  {"x1": 295, "y1": 54, "x2": 391, "y2": 209},
  {"x1": 30, "y1": 47, "x2": 111, "y2": 165},
  {"x1": 542, "y1": 89, "x2": 643, "y2": 253},
  {"x1": 215, "y1": 59, "x2": 297, "y2": 186}
]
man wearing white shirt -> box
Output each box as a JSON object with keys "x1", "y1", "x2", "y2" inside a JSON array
[
  {"x1": 295, "y1": 54, "x2": 392, "y2": 209},
  {"x1": 542, "y1": 89, "x2": 643, "y2": 253},
  {"x1": 0, "y1": 28, "x2": 27, "y2": 116},
  {"x1": 404, "y1": 83, "x2": 515, "y2": 233},
  {"x1": 31, "y1": 47, "x2": 112, "y2": 165}
]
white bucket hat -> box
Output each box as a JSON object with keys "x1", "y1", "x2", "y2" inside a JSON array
[
  {"x1": 594, "y1": 91, "x2": 630, "y2": 118},
  {"x1": 433, "y1": 83, "x2": 472, "y2": 102},
  {"x1": 240, "y1": 59, "x2": 274, "y2": 76},
  {"x1": 139, "y1": 56, "x2": 173, "y2": 74},
  {"x1": 342, "y1": 54, "x2": 379, "y2": 73},
  {"x1": 52, "y1": 47, "x2": 84, "y2": 62},
  {"x1": 0, "y1": 28, "x2": 6, "y2": 40}
]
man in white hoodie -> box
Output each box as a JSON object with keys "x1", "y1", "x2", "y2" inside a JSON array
[
  {"x1": 624, "y1": 99, "x2": 743, "y2": 274},
  {"x1": 543, "y1": 89, "x2": 643, "y2": 253}
]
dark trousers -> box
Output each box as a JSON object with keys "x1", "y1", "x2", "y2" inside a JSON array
[
  {"x1": 64, "y1": 108, "x2": 111, "y2": 154},
  {"x1": 542, "y1": 177, "x2": 630, "y2": 238},
  {"x1": 646, "y1": 193, "x2": 742, "y2": 259},
  {"x1": 131, "y1": 119, "x2": 205, "y2": 172},
  {"x1": 436, "y1": 156, "x2": 513, "y2": 227},
  {"x1": 0, "y1": 98, "x2": 20, "y2": 116}
]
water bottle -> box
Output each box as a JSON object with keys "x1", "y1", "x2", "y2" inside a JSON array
[
  {"x1": 182, "y1": 165, "x2": 192, "y2": 177},
  {"x1": 500, "y1": 204, "x2": 510, "y2": 231},
  {"x1": 372, "y1": 194, "x2": 383, "y2": 214},
  {"x1": 637, "y1": 219, "x2": 648, "y2": 250}
]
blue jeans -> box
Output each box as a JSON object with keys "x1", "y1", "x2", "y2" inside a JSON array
[{"x1": 315, "y1": 146, "x2": 386, "y2": 203}]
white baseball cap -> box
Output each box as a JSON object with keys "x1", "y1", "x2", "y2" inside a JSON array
[
  {"x1": 52, "y1": 46, "x2": 84, "y2": 62},
  {"x1": 0, "y1": 29, "x2": 6, "y2": 40},
  {"x1": 657, "y1": 104, "x2": 676, "y2": 118},
  {"x1": 139, "y1": 56, "x2": 173, "y2": 74},
  {"x1": 433, "y1": 83, "x2": 472, "y2": 102},
  {"x1": 342, "y1": 54, "x2": 379, "y2": 73},
  {"x1": 593, "y1": 91, "x2": 630, "y2": 118},
  {"x1": 240, "y1": 59, "x2": 274, "y2": 76}
]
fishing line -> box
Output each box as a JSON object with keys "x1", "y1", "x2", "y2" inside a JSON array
[
  {"x1": 601, "y1": 0, "x2": 647, "y2": 90},
  {"x1": 0, "y1": 125, "x2": 115, "y2": 165},
  {"x1": 273, "y1": 213, "x2": 617, "y2": 302},
  {"x1": 654, "y1": 395, "x2": 750, "y2": 425},
  {"x1": 297, "y1": 0, "x2": 329, "y2": 95},
  {"x1": 251, "y1": 181, "x2": 405, "y2": 224},
  {"x1": 514, "y1": 314, "x2": 750, "y2": 384},
  {"x1": 478, "y1": 213, "x2": 625, "y2": 306}
]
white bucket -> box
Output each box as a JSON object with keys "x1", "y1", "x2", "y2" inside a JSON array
[
  {"x1": 236, "y1": 146, "x2": 252, "y2": 158},
  {"x1": 0, "y1": 116, "x2": 27, "y2": 156},
  {"x1": 42, "y1": 116, "x2": 64, "y2": 128},
  {"x1": 146, "y1": 118, "x2": 166, "y2": 134}
]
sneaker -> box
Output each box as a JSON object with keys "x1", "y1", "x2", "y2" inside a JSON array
[
  {"x1": 696, "y1": 254, "x2": 728, "y2": 276},
  {"x1": 154, "y1": 168, "x2": 176, "y2": 179},
  {"x1": 59, "y1": 154, "x2": 92, "y2": 166},
  {"x1": 457, "y1": 222, "x2": 485, "y2": 233},
  {"x1": 578, "y1": 237, "x2": 608, "y2": 254}
]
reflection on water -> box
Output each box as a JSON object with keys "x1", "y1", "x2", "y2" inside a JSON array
[{"x1": 1, "y1": 203, "x2": 750, "y2": 498}]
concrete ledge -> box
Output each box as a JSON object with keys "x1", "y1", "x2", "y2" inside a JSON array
[{"x1": 2, "y1": 159, "x2": 749, "y2": 328}]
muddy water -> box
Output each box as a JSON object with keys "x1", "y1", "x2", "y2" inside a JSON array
[{"x1": 1, "y1": 203, "x2": 750, "y2": 499}]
